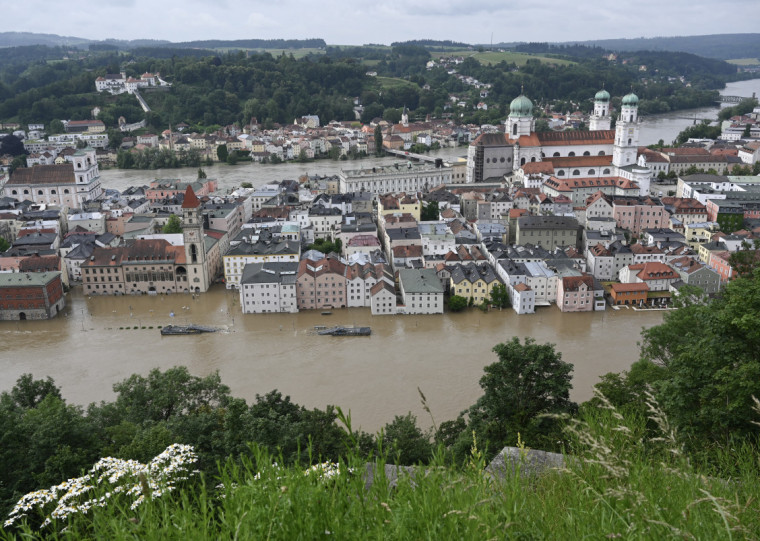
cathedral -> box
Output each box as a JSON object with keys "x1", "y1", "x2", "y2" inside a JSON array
[{"x1": 466, "y1": 89, "x2": 652, "y2": 197}]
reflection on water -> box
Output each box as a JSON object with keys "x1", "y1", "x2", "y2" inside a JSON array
[{"x1": 1, "y1": 286, "x2": 664, "y2": 431}]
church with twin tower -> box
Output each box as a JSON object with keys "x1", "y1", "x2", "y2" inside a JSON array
[{"x1": 467, "y1": 89, "x2": 652, "y2": 197}]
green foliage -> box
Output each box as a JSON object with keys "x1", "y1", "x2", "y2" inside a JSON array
[
  {"x1": 0, "y1": 236, "x2": 9, "y2": 252},
  {"x1": 373, "y1": 124, "x2": 383, "y2": 156},
  {"x1": 240, "y1": 182, "x2": 252, "y2": 189},
  {"x1": 718, "y1": 98, "x2": 759, "y2": 121},
  {"x1": 216, "y1": 144, "x2": 228, "y2": 163},
  {"x1": 675, "y1": 120, "x2": 721, "y2": 144},
  {"x1": 487, "y1": 283, "x2": 510, "y2": 309},
  {"x1": 162, "y1": 214, "x2": 183, "y2": 234},
  {"x1": 197, "y1": 167, "x2": 207, "y2": 179},
  {"x1": 639, "y1": 268, "x2": 760, "y2": 450},
  {"x1": 447, "y1": 295, "x2": 468, "y2": 312},
  {"x1": 420, "y1": 200, "x2": 439, "y2": 221},
  {"x1": 382, "y1": 413, "x2": 433, "y2": 465},
  {"x1": 306, "y1": 238, "x2": 342, "y2": 255},
  {"x1": 464, "y1": 337, "x2": 576, "y2": 455}
]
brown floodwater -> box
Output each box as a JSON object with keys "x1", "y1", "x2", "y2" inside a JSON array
[{"x1": 0, "y1": 286, "x2": 664, "y2": 432}]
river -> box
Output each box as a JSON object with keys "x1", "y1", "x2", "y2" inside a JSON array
[
  {"x1": 0, "y1": 286, "x2": 664, "y2": 432},
  {"x1": 6, "y1": 81, "x2": 759, "y2": 432}
]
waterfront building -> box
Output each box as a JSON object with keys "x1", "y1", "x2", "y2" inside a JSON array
[
  {"x1": 239, "y1": 262, "x2": 298, "y2": 314},
  {"x1": 448, "y1": 263, "x2": 502, "y2": 305},
  {"x1": 296, "y1": 257, "x2": 347, "y2": 310},
  {"x1": 223, "y1": 238, "x2": 300, "y2": 289},
  {"x1": 398, "y1": 268, "x2": 444, "y2": 315},
  {"x1": 557, "y1": 275, "x2": 597, "y2": 313},
  {"x1": 669, "y1": 256, "x2": 721, "y2": 295},
  {"x1": 509, "y1": 282, "x2": 535, "y2": 314},
  {"x1": 0, "y1": 271, "x2": 65, "y2": 320}
]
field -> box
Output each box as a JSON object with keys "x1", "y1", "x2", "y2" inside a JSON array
[
  {"x1": 727, "y1": 58, "x2": 760, "y2": 66},
  {"x1": 208, "y1": 47, "x2": 324, "y2": 58},
  {"x1": 433, "y1": 49, "x2": 576, "y2": 67},
  {"x1": 369, "y1": 76, "x2": 419, "y2": 91}
]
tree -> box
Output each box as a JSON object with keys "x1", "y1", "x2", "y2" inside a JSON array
[
  {"x1": 447, "y1": 295, "x2": 468, "y2": 312},
  {"x1": 640, "y1": 268, "x2": 760, "y2": 449},
  {"x1": 226, "y1": 152, "x2": 238, "y2": 165},
  {"x1": 163, "y1": 214, "x2": 183, "y2": 234},
  {"x1": 197, "y1": 168, "x2": 207, "y2": 179},
  {"x1": 374, "y1": 125, "x2": 383, "y2": 156},
  {"x1": 742, "y1": 124, "x2": 752, "y2": 138},
  {"x1": 465, "y1": 337, "x2": 576, "y2": 453},
  {"x1": 240, "y1": 182, "x2": 253, "y2": 189},
  {"x1": 49, "y1": 119, "x2": 64, "y2": 134},
  {"x1": 216, "y1": 144, "x2": 228, "y2": 163},
  {"x1": 420, "y1": 201, "x2": 439, "y2": 221},
  {"x1": 488, "y1": 283, "x2": 510, "y2": 309},
  {"x1": 0, "y1": 134, "x2": 25, "y2": 157},
  {"x1": 382, "y1": 413, "x2": 433, "y2": 465},
  {"x1": 0, "y1": 236, "x2": 9, "y2": 253}
]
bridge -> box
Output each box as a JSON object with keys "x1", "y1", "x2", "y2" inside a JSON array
[
  {"x1": 718, "y1": 92, "x2": 756, "y2": 104},
  {"x1": 384, "y1": 149, "x2": 443, "y2": 164}
]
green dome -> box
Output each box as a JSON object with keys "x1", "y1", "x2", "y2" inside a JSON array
[
  {"x1": 622, "y1": 92, "x2": 639, "y2": 106},
  {"x1": 594, "y1": 89, "x2": 610, "y2": 102},
  {"x1": 509, "y1": 94, "x2": 533, "y2": 117}
]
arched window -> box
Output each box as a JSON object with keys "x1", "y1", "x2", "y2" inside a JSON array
[
  {"x1": 11, "y1": 190, "x2": 17, "y2": 195},
  {"x1": 583, "y1": 151, "x2": 590, "y2": 156},
  {"x1": 553, "y1": 152, "x2": 560, "y2": 157},
  {"x1": 51, "y1": 190, "x2": 56, "y2": 194},
  {"x1": 603, "y1": 168, "x2": 611, "y2": 175},
  {"x1": 568, "y1": 152, "x2": 575, "y2": 157},
  {"x1": 38, "y1": 190, "x2": 44, "y2": 195},
  {"x1": 541, "y1": 152, "x2": 545, "y2": 158},
  {"x1": 520, "y1": 158, "x2": 526, "y2": 166},
  {"x1": 64, "y1": 189, "x2": 70, "y2": 194},
  {"x1": 572, "y1": 169, "x2": 580, "y2": 176},
  {"x1": 557, "y1": 170, "x2": 565, "y2": 176},
  {"x1": 23, "y1": 190, "x2": 29, "y2": 195},
  {"x1": 531, "y1": 157, "x2": 536, "y2": 162},
  {"x1": 628, "y1": 138, "x2": 632, "y2": 145},
  {"x1": 588, "y1": 169, "x2": 596, "y2": 175},
  {"x1": 512, "y1": 124, "x2": 517, "y2": 136},
  {"x1": 598, "y1": 151, "x2": 605, "y2": 156}
]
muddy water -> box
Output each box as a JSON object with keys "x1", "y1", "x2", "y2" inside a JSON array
[{"x1": 0, "y1": 286, "x2": 664, "y2": 432}]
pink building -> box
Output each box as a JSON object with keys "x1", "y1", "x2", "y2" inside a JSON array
[
  {"x1": 296, "y1": 257, "x2": 347, "y2": 310},
  {"x1": 612, "y1": 196, "x2": 666, "y2": 235},
  {"x1": 558, "y1": 275, "x2": 595, "y2": 312}
]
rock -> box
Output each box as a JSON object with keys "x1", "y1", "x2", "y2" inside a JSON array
[
  {"x1": 363, "y1": 463, "x2": 417, "y2": 491},
  {"x1": 485, "y1": 447, "x2": 565, "y2": 479}
]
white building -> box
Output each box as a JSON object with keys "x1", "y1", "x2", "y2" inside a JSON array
[
  {"x1": 398, "y1": 268, "x2": 444, "y2": 314},
  {"x1": 239, "y1": 262, "x2": 298, "y2": 313}
]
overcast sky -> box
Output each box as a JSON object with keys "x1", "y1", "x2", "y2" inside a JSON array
[{"x1": 3, "y1": 0, "x2": 759, "y2": 45}]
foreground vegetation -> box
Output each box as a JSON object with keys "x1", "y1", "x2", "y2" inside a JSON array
[{"x1": 4, "y1": 394, "x2": 759, "y2": 539}]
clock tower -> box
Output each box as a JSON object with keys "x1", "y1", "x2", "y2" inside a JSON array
[{"x1": 182, "y1": 185, "x2": 209, "y2": 293}]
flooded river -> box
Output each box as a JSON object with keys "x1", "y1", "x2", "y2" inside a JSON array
[
  {"x1": 0, "y1": 286, "x2": 664, "y2": 432},
  {"x1": 9, "y1": 80, "x2": 756, "y2": 431}
]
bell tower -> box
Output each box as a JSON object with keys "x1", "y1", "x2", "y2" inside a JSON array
[
  {"x1": 613, "y1": 92, "x2": 640, "y2": 168},
  {"x1": 182, "y1": 185, "x2": 209, "y2": 293}
]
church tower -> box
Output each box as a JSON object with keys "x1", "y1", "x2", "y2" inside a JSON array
[
  {"x1": 589, "y1": 88, "x2": 611, "y2": 131},
  {"x1": 612, "y1": 92, "x2": 640, "y2": 168},
  {"x1": 401, "y1": 105, "x2": 409, "y2": 127},
  {"x1": 182, "y1": 185, "x2": 209, "y2": 293},
  {"x1": 506, "y1": 93, "x2": 534, "y2": 139}
]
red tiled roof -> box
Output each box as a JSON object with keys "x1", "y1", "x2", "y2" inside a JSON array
[{"x1": 181, "y1": 186, "x2": 201, "y2": 209}]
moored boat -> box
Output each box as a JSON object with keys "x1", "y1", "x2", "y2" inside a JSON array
[
  {"x1": 160, "y1": 324, "x2": 218, "y2": 335},
  {"x1": 317, "y1": 326, "x2": 371, "y2": 336}
]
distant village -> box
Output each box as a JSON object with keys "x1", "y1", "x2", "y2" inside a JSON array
[{"x1": 1, "y1": 87, "x2": 760, "y2": 321}]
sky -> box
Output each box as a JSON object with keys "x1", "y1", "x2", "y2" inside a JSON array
[{"x1": 2, "y1": 0, "x2": 759, "y2": 46}]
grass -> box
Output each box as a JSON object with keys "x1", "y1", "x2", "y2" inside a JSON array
[
  {"x1": 727, "y1": 58, "x2": 760, "y2": 66},
  {"x1": 432, "y1": 49, "x2": 576, "y2": 67},
  {"x1": 5, "y1": 397, "x2": 759, "y2": 539},
  {"x1": 370, "y1": 76, "x2": 420, "y2": 91},
  {"x1": 209, "y1": 47, "x2": 324, "y2": 59}
]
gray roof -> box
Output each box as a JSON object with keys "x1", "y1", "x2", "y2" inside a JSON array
[
  {"x1": 0, "y1": 271, "x2": 60, "y2": 288},
  {"x1": 240, "y1": 262, "x2": 299, "y2": 286},
  {"x1": 517, "y1": 215, "x2": 579, "y2": 230},
  {"x1": 226, "y1": 239, "x2": 299, "y2": 257},
  {"x1": 399, "y1": 268, "x2": 444, "y2": 294}
]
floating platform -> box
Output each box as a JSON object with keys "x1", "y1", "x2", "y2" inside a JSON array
[
  {"x1": 317, "y1": 326, "x2": 371, "y2": 336},
  {"x1": 160, "y1": 324, "x2": 218, "y2": 335}
]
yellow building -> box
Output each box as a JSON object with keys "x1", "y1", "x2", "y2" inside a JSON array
[
  {"x1": 448, "y1": 263, "x2": 502, "y2": 304},
  {"x1": 378, "y1": 193, "x2": 421, "y2": 222}
]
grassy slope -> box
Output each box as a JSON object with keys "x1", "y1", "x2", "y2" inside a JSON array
[
  {"x1": 433, "y1": 49, "x2": 576, "y2": 67},
  {"x1": 727, "y1": 58, "x2": 760, "y2": 66},
  {"x1": 5, "y1": 408, "x2": 759, "y2": 539}
]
